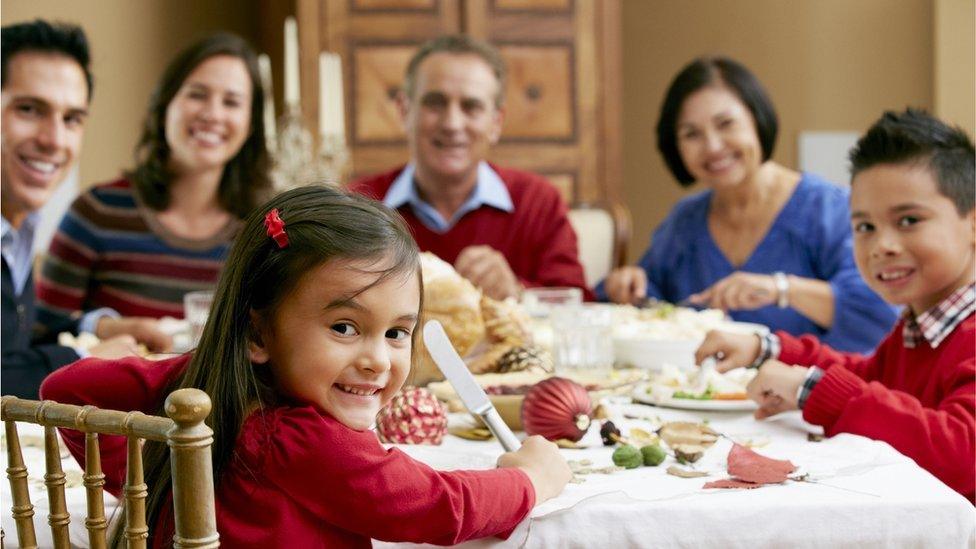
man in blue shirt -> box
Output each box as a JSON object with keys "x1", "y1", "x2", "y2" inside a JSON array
[{"x1": 1, "y1": 19, "x2": 142, "y2": 398}]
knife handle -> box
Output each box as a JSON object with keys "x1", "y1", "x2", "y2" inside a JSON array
[{"x1": 481, "y1": 408, "x2": 521, "y2": 452}]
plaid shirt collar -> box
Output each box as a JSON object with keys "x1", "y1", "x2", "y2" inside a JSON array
[{"x1": 903, "y1": 282, "x2": 976, "y2": 348}]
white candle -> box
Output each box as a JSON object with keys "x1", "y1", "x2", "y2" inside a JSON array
[
  {"x1": 284, "y1": 17, "x2": 300, "y2": 109},
  {"x1": 257, "y1": 54, "x2": 277, "y2": 153},
  {"x1": 318, "y1": 52, "x2": 346, "y2": 142}
]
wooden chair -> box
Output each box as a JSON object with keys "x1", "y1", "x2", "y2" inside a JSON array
[
  {"x1": 568, "y1": 202, "x2": 632, "y2": 288},
  {"x1": 1, "y1": 389, "x2": 218, "y2": 548}
]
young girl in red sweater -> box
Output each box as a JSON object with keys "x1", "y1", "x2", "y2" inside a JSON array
[
  {"x1": 41, "y1": 186, "x2": 571, "y2": 547},
  {"x1": 696, "y1": 109, "x2": 975, "y2": 501}
]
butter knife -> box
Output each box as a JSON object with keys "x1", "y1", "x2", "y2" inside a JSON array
[{"x1": 422, "y1": 320, "x2": 521, "y2": 452}]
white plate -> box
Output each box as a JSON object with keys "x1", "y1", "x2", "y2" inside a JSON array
[
  {"x1": 632, "y1": 386, "x2": 758, "y2": 412},
  {"x1": 613, "y1": 320, "x2": 769, "y2": 370}
]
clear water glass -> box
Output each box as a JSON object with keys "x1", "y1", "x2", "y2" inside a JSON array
[
  {"x1": 183, "y1": 290, "x2": 214, "y2": 346},
  {"x1": 549, "y1": 304, "x2": 614, "y2": 375}
]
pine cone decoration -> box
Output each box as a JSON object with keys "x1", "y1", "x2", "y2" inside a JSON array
[
  {"x1": 376, "y1": 387, "x2": 448, "y2": 445},
  {"x1": 496, "y1": 345, "x2": 554, "y2": 374}
]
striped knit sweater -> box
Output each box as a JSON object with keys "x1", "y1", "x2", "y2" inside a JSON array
[{"x1": 36, "y1": 178, "x2": 240, "y2": 322}]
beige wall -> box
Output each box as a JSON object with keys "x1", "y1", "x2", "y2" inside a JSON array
[
  {"x1": 934, "y1": 0, "x2": 976, "y2": 136},
  {"x1": 2, "y1": 0, "x2": 256, "y2": 189},
  {"x1": 621, "y1": 0, "x2": 935, "y2": 262}
]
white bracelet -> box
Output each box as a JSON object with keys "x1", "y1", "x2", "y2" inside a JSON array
[{"x1": 773, "y1": 272, "x2": 790, "y2": 309}]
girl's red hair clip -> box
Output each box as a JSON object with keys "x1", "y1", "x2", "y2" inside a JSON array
[{"x1": 264, "y1": 208, "x2": 289, "y2": 249}]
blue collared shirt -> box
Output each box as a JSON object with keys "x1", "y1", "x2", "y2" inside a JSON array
[
  {"x1": 1, "y1": 213, "x2": 39, "y2": 296},
  {"x1": 383, "y1": 162, "x2": 514, "y2": 233},
  {"x1": 1, "y1": 213, "x2": 116, "y2": 343}
]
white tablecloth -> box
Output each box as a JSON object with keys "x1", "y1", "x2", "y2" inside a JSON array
[
  {"x1": 375, "y1": 402, "x2": 975, "y2": 549},
  {"x1": 4, "y1": 403, "x2": 973, "y2": 548}
]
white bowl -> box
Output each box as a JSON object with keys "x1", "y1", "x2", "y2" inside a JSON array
[{"x1": 613, "y1": 337, "x2": 700, "y2": 371}]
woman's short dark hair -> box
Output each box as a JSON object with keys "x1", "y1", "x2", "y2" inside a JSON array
[
  {"x1": 656, "y1": 56, "x2": 779, "y2": 186},
  {"x1": 129, "y1": 32, "x2": 271, "y2": 218}
]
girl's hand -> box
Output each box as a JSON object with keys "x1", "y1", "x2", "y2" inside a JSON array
[
  {"x1": 604, "y1": 266, "x2": 647, "y2": 304},
  {"x1": 688, "y1": 272, "x2": 777, "y2": 311},
  {"x1": 695, "y1": 330, "x2": 761, "y2": 372},
  {"x1": 745, "y1": 360, "x2": 807, "y2": 419},
  {"x1": 497, "y1": 435, "x2": 571, "y2": 504}
]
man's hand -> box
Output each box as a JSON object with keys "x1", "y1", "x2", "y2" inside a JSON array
[
  {"x1": 745, "y1": 360, "x2": 808, "y2": 419},
  {"x1": 87, "y1": 335, "x2": 141, "y2": 359},
  {"x1": 454, "y1": 245, "x2": 521, "y2": 300},
  {"x1": 604, "y1": 266, "x2": 647, "y2": 304},
  {"x1": 688, "y1": 272, "x2": 777, "y2": 311},
  {"x1": 96, "y1": 317, "x2": 173, "y2": 353}
]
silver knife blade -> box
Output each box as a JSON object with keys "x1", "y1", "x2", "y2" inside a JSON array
[{"x1": 423, "y1": 320, "x2": 521, "y2": 451}]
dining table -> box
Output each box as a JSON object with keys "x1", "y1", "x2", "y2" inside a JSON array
[
  {"x1": 374, "y1": 397, "x2": 975, "y2": 548},
  {"x1": 3, "y1": 397, "x2": 974, "y2": 548}
]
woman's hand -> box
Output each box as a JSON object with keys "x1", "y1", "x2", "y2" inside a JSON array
[
  {"x1": 745, "y1": 360, "x2": 807, "y2": 419},
  {"x1": 695, "y1": 330, "x2": 762, "y2": 372},
  {"x1": 497, "y1": 435, "x2": 571, "y2": 505},
  {"x1": 604, "y1": 266, "x2": 647, "y2": 304},
  {"x1": 96, "y1": 317, "x2": 173, "y2": 353},
  {"x1": 687, "y1": 272, "x2": 777, "y2": 311},
  {"x1": 87, "y1": 335, "x2": 142, "y2": 359}
]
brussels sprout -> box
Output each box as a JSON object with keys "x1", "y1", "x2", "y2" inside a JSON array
[
  {"x1": 612, "y1": 445, "x2": 642, "y2": 469},
  {"x1": 640, "y1": 444, "x2": 667, "y2": 466}
]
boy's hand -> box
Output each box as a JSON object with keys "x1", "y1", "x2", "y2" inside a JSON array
[
  {"x1": 497, "y1": 435, "x2": 571, "y2": 504},
  {"x1": 745, "y1": 360, "x2": 808, "y2": 419},
  {"x1": 604, "y1": 266, "x2": 647, "y2": 304},
  {"x1": 695, "y1": 330, "x2": 761, "y2": 372}
]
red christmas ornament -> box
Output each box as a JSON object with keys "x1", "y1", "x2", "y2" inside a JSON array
[
  {"x1": 521, "y1": 377, "x2": 592, "y2": 442},
  {"x1": 376, "y1": 387, "x2": 448, "y2": 445}
]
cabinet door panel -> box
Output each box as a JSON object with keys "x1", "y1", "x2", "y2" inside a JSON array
[
  {"x1": 500, "y1": 44, "x2": 574, "y2": 141},
  {"x1": 352, "y1": 45, "x2": 413, "y2": 143}
]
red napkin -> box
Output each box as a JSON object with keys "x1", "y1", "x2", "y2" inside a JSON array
[{"x1": 704, "y1": 443, "x2": 796, "y2": 489}]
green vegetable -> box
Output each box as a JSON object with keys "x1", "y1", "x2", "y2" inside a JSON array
[
  {"x1": 640, "y1": 444, "x2": 667, "y2": 466},
  {"x1": 672, "y1": 388, "x2": 714, "y2": 400},
  {"x1": 612, "y1": 445, "x2": 643, "y2": 469}
]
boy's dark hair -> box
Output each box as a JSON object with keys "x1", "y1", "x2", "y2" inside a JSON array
[
  {"x1": 403, "y1": 34, "x2": 507, "y2": 107},
  {"x1": 126, "y1": 185, "x2": 421, "y2": 547},
  {"x1": 850, "y1": 108, "x2": 975, "y2": 215},
  {"x1": 128, "y1": 32, "x2": 271, "y2": 219},
  {"x1": 1, "y1": 19, "x2": 93, "y2": 101},
  {"x1": 656, "y1": 56, "x2": 778, "y2": 187}
]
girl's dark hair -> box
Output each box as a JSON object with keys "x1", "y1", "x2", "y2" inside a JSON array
[
  {"x1": 656, "y1": 56, "x2": 779, "y2": 187},
  {"x1": 128, "y1": 32, "x2": 271, "y2": 218},
  {"x1": 850, "y1": 108, "x2": 975, "y2": 215},
  {"x1": 118, "y1": 186, "x2": 420, "y2": 546}
]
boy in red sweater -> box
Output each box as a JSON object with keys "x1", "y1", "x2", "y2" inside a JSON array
[{"x1": 696, "y1": 108, "x2": 975, "y2": 501}]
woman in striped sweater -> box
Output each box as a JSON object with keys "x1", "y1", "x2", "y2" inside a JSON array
[{"x1": 36, "y1": 33, "x2": 271, "y2": 351}]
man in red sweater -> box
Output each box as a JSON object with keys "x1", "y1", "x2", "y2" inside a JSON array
[
  {"x1": 696, "y1": 109, "x2": 975, "y2": 501},
  {"x1": 350, "y1": 35, "x2": 587, "y2": 300}
]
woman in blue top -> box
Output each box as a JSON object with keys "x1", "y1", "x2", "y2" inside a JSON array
[{"x1": 598, "y1": 57, "x2": 896, "y2": 353}]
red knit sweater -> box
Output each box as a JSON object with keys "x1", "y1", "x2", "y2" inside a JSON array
[
  {"x1": 350, "y1": 165, "x2": 588, "y2": 293},
  {"x1": 40, "y1": 355, "x2": 535, "y2": 547},
  {"x1": 777, "y1": 313, "x2": 975, "y2": 501}
]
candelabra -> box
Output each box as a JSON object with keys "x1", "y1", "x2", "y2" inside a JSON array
[{"x1": 270, "y1": 107, "x2": 350, "y2": 192}]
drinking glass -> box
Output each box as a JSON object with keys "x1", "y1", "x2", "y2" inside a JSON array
[
  {"x1": 549, "y1": 304, "x2": 614, "y2": 376},
  {"x1": 183, "y1": 290, "x2": 215, "y2": 346}
]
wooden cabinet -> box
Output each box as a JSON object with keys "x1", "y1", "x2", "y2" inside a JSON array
[{"x1": 270, "y1": 0, "x2": 622, "y2": 204}]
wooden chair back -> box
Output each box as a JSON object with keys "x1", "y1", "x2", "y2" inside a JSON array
[
  {"x1": 1, "y1": 389, "x2": 218, "y2": 548},
  {"x1": 568, "y1": 202, "x2": 632, "y2": 287}
]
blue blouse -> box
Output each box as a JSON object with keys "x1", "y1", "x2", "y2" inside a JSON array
[{"x1": 596, "y1": 173, "x2": 897, "y2": 353}]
